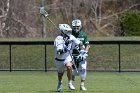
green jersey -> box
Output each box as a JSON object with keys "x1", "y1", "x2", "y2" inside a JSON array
[
  {"x1": 72, "y1": 29, "x2": 89, "y2": 55},
  {"x1": 72, "y1": 29, "x2": 89, "y2": 68}
]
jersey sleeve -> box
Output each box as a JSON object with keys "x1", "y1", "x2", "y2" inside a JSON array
[
  {"x1": 70, "y1": 35, "x2": 81, "y2": 45},
  {"x1": 54, "y1": 36, "x2": 64, "y2": 51},
  {"x1": 83, "y1": 32, "x2": 89, "y2": 45}
]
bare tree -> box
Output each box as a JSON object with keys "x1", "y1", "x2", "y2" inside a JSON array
[
  {"x1": 0, "y1": 0, "x2": 10, "y2": 37},
  {"x1": 2, "y1": 0, "x2": 43, "y2": 37},
  {"x1": 0, "y1": 0, "x2": 140, "y2": 37},
  {"x1": 89, "y1": 0, "x2": 140, "y2": 36},
  {"x1": 41, "y1": 0, "x2": 46, "y2": 38}
]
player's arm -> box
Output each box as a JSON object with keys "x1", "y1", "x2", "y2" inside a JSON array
[
  {"x1": 85, "y1": 42, "x2": 90, "y2": 52},
  {"x1": 77, "y1": 34, "x2": 90, "y2": 60},
  {"x1": 54, "y1": 36, "x2": 66, "y2": 55},
  {"x1": 84, "y1": 34, "x2": 90, "y2": 52},
  {"x1": 70, "y1": 35, "x2": 84, "y2": 50}
]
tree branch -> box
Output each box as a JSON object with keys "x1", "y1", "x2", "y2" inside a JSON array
[{"x1": 91, "y1": 4, "x2": 140, "y2": 21}]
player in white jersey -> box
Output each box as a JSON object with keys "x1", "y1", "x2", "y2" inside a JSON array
[{"x1": 54, "y1": 24, "x2": 82, "y2": 92}]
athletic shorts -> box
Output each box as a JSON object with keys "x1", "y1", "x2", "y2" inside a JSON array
[{"x1": 55, "y1": 55, "x2": 72, "y2": 73}]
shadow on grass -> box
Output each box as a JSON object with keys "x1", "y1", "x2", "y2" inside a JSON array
[
  {"x1": 38, "y1": 90, "x2": 73, "y2": 93},
  {"x1": 38, "y1": 90, "x2": 97, "y2": 93}
]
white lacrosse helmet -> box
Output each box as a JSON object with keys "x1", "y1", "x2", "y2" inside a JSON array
[
  {"x1": 59, "y1": 24, "x2": 72, "y2": 36},
  {"x1": 72, "y1": 19, "x2": 82, "y2": 33}
]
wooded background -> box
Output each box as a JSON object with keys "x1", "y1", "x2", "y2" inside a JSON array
[{"x1": 0, "y1": 0, "x2": 140, "y2": 38}]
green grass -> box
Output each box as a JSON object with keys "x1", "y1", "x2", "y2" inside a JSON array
[{"x1": 0, "y1": 72, "x2": 140, "y2": 93}]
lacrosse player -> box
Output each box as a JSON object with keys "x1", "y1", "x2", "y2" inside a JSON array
[
  {"x1": 54, "y1": 24, "x2": 82, "y2": 92},
  {"x1": 71, "y1": 19, "x2": 90, "y2": 91}
]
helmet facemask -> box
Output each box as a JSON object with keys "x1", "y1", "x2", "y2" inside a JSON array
[
  {"x1": 66, "y1": 30, "x2": 72, "y2": 36},
  {"x1": 73, "y1": 26, "x2": 81, "y2": 33},
  {"x1": 63, "y1": 30, "x2": 72, "y2": 37}
]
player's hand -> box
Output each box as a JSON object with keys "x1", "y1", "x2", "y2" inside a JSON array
[
  {"x1": 78, "y1": 50, "x2": 88, "y2": 60},
  {"x1": 57, "y1": 49, "x2": 64, "y2": 55},
  {"x1": 65, "y1": 40, "x2": 72, "y2": 51}
]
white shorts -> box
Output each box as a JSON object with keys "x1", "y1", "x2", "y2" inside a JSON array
[{"x1": 55, "y1": 55, "x2": 72, "y2": 73}]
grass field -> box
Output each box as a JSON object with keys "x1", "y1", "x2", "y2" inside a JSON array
[{"x1": 0, "y1": 72, "x2": 140, "y2": 93}]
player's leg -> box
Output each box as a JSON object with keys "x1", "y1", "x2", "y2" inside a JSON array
[
  {"x1": 55, "y1": 60, "x2": 65, "y2": 92},
  {"x1": 65, "y1": 61, "x2": 75, "y2": 90},
  {"x1": 72, "y1": 66, "x2": 80, "y2": 81},
  {"x1": 72, "y1": 69, "x2": 76, "y2": 81},
  {"x1": 79, "y1": 60, "x2": 87, "y2": 91},
  {"x1": 57, "y1": 72, "x2": 64, "y2": 92},
  {"x1": 72, "y1": 69, "x2": 75, "y2": 81}
]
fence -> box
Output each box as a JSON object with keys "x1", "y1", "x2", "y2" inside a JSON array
[{"x1": 0, "y1": 40, "x2": 140, "y2": 72}]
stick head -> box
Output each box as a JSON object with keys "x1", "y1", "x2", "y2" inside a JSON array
[{"x1": 39, "y1": 7, "x2": 48, "y2": 17}]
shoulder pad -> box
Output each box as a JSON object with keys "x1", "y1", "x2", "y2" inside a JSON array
[{"x1": 56, "y1": 35, "x2": 63, "y2": 40}]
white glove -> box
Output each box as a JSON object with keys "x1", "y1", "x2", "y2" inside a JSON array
[
  {"x1": 57, "y1": 49, "x2": 65, "y2": 55},
  {"x1": 78, "y1": 50, "x2": 88, "y2": 60}
]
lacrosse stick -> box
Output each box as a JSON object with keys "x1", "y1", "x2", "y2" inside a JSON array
[
  {"x1": 68, "y1": 50, "x2": 79, "y2": 74},
  {"x1": 39, "y1": 7, "x2": 59, "y2": 30},
  {"x1": 66, "y1": 42, "x2": 79, "y2": 74}
]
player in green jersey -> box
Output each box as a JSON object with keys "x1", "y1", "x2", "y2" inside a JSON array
[{"x1": 71, "y1": 19, "x2": 90, "y2": 91}]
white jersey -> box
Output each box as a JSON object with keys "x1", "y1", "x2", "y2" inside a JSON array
[{"x1": 54, "y1": 34, "x2": 81, "y2": 61}]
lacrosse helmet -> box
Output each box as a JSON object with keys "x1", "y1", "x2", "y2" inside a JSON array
[
  {"x1": 72, "y1": 19, "x2": 82, "y2": 33},
  {"x1": 59, "y1": 24, "x2": 72, "y2": 36}
]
